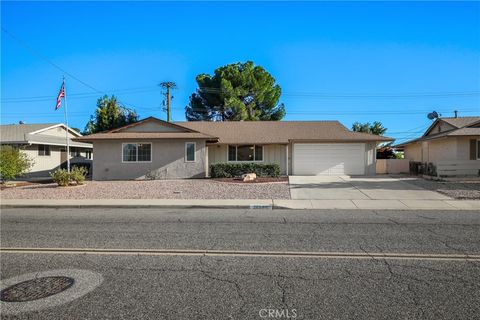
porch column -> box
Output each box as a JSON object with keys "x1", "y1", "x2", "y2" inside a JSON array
[{"x1": 286, "y1": 144, "x2": 289, "y2": 176}]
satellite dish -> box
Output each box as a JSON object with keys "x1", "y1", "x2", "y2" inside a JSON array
[{"x1": 427, "y1": 111, "x2": 440, "y2": 120}]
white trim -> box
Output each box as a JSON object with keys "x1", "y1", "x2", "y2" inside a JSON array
[
  {"x1": 27, "y1": 140, "x2": 92, "y2": 148},
  {"x1": 28, "y1": 123, "x2": 82, "y2": 137},
  {"x1": 185, "y1": 142, "x2": 196, "y2": 162},
  {"x1": 121, "y1": 142, "x2": 152, "y2": 163},
  {"x1": 286, "y1": 144, "x2": 289, "y2": 176},
  {"x1": 226, "y1": 144, "x2": 264, "y2": 162}
]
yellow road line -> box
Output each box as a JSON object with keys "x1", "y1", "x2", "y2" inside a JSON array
[{"x1": 1, "y1": 247, "x2": 479, "y2": 261}]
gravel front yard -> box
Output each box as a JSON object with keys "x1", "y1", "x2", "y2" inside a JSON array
[
  {"x1": 402, "y1": 178, "x2": 480, "y2": 200},
  {"x1": 0, "y1": 179, "x2": 291, "y2": 200}
]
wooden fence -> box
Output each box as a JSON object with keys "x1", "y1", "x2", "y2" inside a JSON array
[{"x1": 437, "y1": 160, "x2": 480, "y2": 177}]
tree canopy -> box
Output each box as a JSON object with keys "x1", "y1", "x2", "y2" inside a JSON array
[
  {"x1": 185, "y1": 61, "x2": 285, "y2": 121},
  {"x1": 352, "y1": 121, "x2": 387, "y2": 136},
  {"x1": 84, "y1": 95, "x2": 139, "y2": 134}
]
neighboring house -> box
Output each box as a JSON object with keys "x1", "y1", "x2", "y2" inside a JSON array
[
  {"x1": 0, "y1": 123, "x2": 93, "y2": 178},
  {"x1": 395, "y1": 116, "x2": 480, "y2": 164},
  {"x1": 74, "y1": 117, "x2": 391, "y2": 180}
]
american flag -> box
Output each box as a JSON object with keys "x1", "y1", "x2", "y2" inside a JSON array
[{"x1": 55, "y1": 82, "x2": 65, "y2": 110}]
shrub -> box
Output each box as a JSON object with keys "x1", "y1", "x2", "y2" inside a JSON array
[
  {"x1": 70, "y1": 166, "x2": 88, "y2": 185},
  {"x1": 50, "y1": 169, "x2": 70, "y2": 186},
  {"x1": 210, "y1": 163, "x2": 280, "y2": 178},
  {"x1": 0, "y1": 146, "x2": 33, "y2": 182}
]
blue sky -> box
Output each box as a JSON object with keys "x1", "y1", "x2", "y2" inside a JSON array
[{"x1": 2, "y1": 1, "x2": 479, "y2": 142}]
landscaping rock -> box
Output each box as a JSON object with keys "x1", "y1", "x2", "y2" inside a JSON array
[{"x1": 242, "y1": 173, "x2": 257, "y2": 182}]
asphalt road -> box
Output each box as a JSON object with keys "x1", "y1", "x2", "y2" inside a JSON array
[{"x1": 1, "y1": 208, "x2": 479, "y2": 319}]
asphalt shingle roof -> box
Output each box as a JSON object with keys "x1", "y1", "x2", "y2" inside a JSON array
[
  {"x1": 74, "y1": 117, "x2": 392, "y2": 144},
  {"x1": 1, "y1": 123, "x2": 92, "y2": 148},
  {"x1": 441, "y1": 117, "x2": 480, "y2": 128},
  {"x1": 177, "y1": 121, "x2": 392, "y2": 144},
  {"x1": 0, "y1": 123, "x2": 58, "y2": 142}
]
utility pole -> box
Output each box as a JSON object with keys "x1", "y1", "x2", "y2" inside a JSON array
[{"x1": 159, "y1": 82, "x2": 177, "y2": 122}]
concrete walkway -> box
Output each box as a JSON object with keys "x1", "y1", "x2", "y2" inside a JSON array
[{"x1": 1, "y1": 198, "x2": 479, "y2": 210}]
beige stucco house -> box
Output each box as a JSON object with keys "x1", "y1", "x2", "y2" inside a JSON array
[
  {"x1": 395, "y1": 116, "x2": 480, "y2": 164},
  {"x1": 0, "y1": 123, "x2": 93, "y2": 178},
  {"x1": 75, "y1": 117, "x2": 391, "y2": 180}
]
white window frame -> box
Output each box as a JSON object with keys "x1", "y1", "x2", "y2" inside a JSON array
[
  {"x1": 38, "y1": 144, "x2": 51, "y2": 157},
  {"x1": 185, "y1": 142, "x2": 196, "y2": 163},
  {"x1": 227, "y1": 145, "x2": 264, "y2": 162},
  {"x1": 121, "y1": 142, "x2": 152, "y2": 163}
]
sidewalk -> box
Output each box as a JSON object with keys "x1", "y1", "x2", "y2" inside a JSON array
[{"x1": 1, "y1": 199, "x2": 479, "y2": 210}]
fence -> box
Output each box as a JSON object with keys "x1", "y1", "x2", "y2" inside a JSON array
[
  {"x1": 436, "y1": 160, "x2": 480, "y2": 177},
  {"x1": 376, "y1": 159, "x2": 410, "y2": 174}
]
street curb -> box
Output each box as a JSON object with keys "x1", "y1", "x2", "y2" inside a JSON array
[{"x1": 1, "y1": 199, "x2": 479, "y2": 210}]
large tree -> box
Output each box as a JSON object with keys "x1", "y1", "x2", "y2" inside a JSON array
[
  {"x1": 84, "y1": 95, "x2": 139, "y2": 134},
  {"x1": 185, "y1": 61, "x2": 285, "y2": 121},
  {"x1": 352, "y1": 121, "x2": 387, "y2": 136}
]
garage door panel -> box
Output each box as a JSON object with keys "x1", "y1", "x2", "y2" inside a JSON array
[{"x1": 293, "y1": 143, "x2": 365, "y2": 175}]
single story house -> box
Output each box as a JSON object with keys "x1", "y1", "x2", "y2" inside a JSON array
[
  {"x1": 75, "y1": 117, "x2": 391, "y2": 180},
  {"x1": 0, "y1": 123, "x2": 93, "y2": 178},
  {"x1": 395, "y1": 116, "x2": 480, "y2": 164}
]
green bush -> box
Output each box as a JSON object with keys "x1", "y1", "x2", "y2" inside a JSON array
[
  {"x1": 50, "y1": 169, "x2": 70, "y2": 186},
  {"x1": 70, "y1": 166, "x2": 88, "y2": 185},
  {"x1": 210, "y1": 163, "x2": 281, "y2": 178},
  {"x1": 0, "y1": 146, "x2": 33, "y2": 182}
]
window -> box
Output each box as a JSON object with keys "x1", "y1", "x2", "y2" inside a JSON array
[
  {"x1": 38, "y1": 144, "x2": 50, "y2": 156},
  {"x1": 228, "y1": 145, "x2": 237, "y2": 161},
  {"x1": 137, "y1": 144, "x2": 151, "y2": 162},
  {"x1": 227, "y1": 145, "x2": 263, "y2": 162},
  {"x1": 122, "y1": 143, "x2": 151, "y2": 162},
  {"x1": 185, "y1": 142, "x2": 196, "y2": 162},
  {"x1": 86, "y1": 150, "x2": 92, "y2": 160},
  {"x1": 70, "y1": 147, "x2": 81, "y2": 157}
]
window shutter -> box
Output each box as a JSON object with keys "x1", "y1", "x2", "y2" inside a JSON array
[{"x1": 470, "y1": 139, "x2": 477, "y2": 160}]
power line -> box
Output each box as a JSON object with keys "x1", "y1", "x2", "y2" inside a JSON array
[
  {"x1": 1, "y1": 86, "x2": 159, "y2": 102},
  {"x1": 2, "y1": 27, "x2": 102, "y2": 94},
  {"x1": 1, "y1": 27, "x2": 141, "y2": 112},
  {"x1": 197, "y1": 86, "x2": 480, "y2": 98},
  {"x1": 5, "y1": 84, "x2": 480, "y2": 103}
]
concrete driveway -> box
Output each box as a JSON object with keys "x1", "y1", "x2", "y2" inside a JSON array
[{"x1": 289, "y1": 176, "x2": 451, "y2": 200}]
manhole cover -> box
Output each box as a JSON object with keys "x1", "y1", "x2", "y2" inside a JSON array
[{"x1": 0, "y1": 276, "x2": 75, "y2": 302}]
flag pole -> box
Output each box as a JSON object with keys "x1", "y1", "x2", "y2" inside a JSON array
[{"x1": 63, "y1": 76, "x2": 71, "y2": 173}]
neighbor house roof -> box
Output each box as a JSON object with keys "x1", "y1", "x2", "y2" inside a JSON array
[
  {"x1": 75, "y1": 117, "x2": 392, "y2": 144},
  {"x1": 178, "y1": 121, "x2": 392, "y2": 144},
  {"x1": 0, "y1": 123, "x2": 92, "y2": 148},
  {"x1": 441, "y1": 117, "x2": 480, "y2": 129},
  {"x1": 395, "y1": 116, "x2": 480, "y2": 148}
]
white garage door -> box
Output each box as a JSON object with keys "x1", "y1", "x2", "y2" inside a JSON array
[{"x1": 293, "y1": 143, "x2": 366, "y2": 175}]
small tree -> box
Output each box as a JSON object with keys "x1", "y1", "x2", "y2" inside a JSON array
[
  {"x1": 0, "y1": 146, "x2": 33, "y2": 182},
  {"x1": 84, "y1": 95, "x2": 139, "y2": 134}
]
